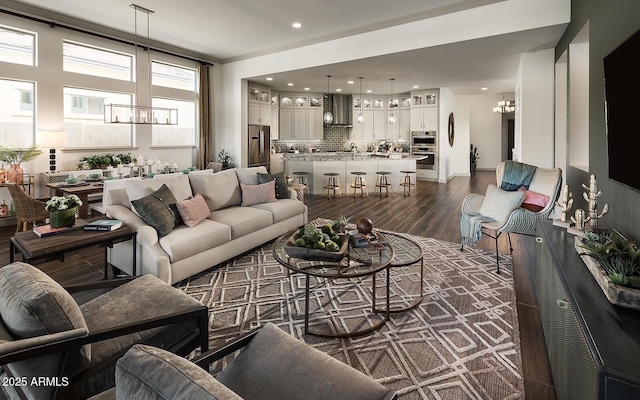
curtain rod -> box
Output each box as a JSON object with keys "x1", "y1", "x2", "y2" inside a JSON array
[{"x1": 0, "y1": 7, "x2": 214, "y2": 66}]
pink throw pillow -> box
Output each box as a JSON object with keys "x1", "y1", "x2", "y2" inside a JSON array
[
  {"x1": 241, "y1": 181, "x2": 277, "y2": 206},
  {"x1": 518, "y1": 186, "x2": 549, "y2": 212},
  {"x1": 176, "y1": 193, "x2": 210, "y2": 227}
]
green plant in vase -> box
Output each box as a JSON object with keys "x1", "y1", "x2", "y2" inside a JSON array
[
  {"x1": 217, "y1": 149, "x2": 234, "y2": 169},
  {"x1": 45, "y1": 194, "x2": 83, "y2": 228},
  {"x1": 470, "y1": 144, "x2": 479, "y2": 173}
]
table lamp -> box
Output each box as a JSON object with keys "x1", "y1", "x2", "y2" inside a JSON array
[{"x1": 38, "y1": 131, "x2": 67, "y2": 172}]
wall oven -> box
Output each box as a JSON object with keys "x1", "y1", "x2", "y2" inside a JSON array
[{"x1": 411, "y1": 131, "x2": 437, "y2": 170}]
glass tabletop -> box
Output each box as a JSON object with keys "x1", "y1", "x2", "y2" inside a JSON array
[{"x1": 273, "y1": 229, "x2": 394, "y2": 278}]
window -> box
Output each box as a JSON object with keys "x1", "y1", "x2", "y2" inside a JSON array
[
  {"x1": 64, "y1": 87, "x2": 133, "y2": 147},
  {"x1": 152, "y1": 61, "x2": 196, "y2": 91},
  {"x1": 63, "y1": 41, "x2": 133, "y2": 81},
  {"x1": 0, "y1": 79, "x2": 35, "y2": 147},
  {"x1": 152, "y1": 98, "x2": 196, "y2": 146},
  {"x1": 20, "y1": 90, "x2": 33, "y2": 110},
  {"x1": 0, "y1": 26, "x2": 35, "y2": 66}
]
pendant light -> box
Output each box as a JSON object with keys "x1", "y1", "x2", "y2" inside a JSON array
[
  {"x1": 105, "y1": 4, "x2": 178, "y2": 125},
  {"x1": 492, "y1": 92, "x2": 515, "y2": 113},
  {"x1": 357, "y1": 77, "x2": 364, "y2": 124},
  {"x1": 323, "y1": 75, "x2": 334, "y2": 124},
  {"x1": 388, "y1": 78, "x2": 396, "y2": 125}
]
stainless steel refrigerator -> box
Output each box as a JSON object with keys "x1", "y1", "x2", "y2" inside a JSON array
[{"x1": 248, "y1": 125, "x2": 270, "y2": 170}]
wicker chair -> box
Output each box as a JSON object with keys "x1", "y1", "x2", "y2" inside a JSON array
[
  {"x1": 460, "y1": 161, "x2": 562, "y2": 273},
  {"x1": 7, "y1": 183, "x2": 50, "y2": 232}
]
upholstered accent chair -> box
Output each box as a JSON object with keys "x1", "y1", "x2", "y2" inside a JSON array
[
  {"x1": 0, "y1": 262, "x2": 209, "y2": 400},
  {"x1": 88, "y1": 323, "x2": 397, "y2": 400},
  {"x1": 461, "y1": 161, "x2": 562, "y2": 273}
]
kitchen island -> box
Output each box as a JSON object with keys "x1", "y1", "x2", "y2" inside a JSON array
[{"x1": 284, "y1": 152, "x2": 418, "y2": 195}]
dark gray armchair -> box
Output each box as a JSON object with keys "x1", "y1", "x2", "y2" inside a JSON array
[
  {"x1": 88, "y1": 323, "x2": 397, "y2": 400},
  {"x1": 0, "y1": 262, "x2": 209, "y2": 400}
]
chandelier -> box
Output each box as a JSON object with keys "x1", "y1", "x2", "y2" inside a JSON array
[
  {"x1": 388, "y1": 78, "x2": 396, "y2": 124},
  {"x1": 493, "y1": 93, "x2": 515, "y2": 113},
  {"x1": 323, "y1": 75, "x2": 334, "y2": 124},
  {"x1": 105, "y1": 4, "x2": 178, "y2": 125}
]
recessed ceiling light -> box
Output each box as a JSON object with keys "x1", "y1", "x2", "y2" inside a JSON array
[
  {"x1": 413, "y1": 85, "x2": 420, "y2": 89},
  {"x1": 292, "y1": 22, "x2": 301, "y2": 28},
  {"x1": 481, "y1": 87, "x2": 488, "y2": 91},
  {"x1": 366, "y1": 89, "x2": 372, "y2": 93},
  {"x1": 304, "y1": 87, "x2": 310, "y2": 91},
  {"x1": 336, "y1": 88, "x2": 342, "y2": 92},
  {"x1": 347, "y1": 81, "x2": 354, "y2": 84},
  {"x1": 266, "y1": 77, "x2": 273, "y2": 81},
  {"x1": 287, "y1": 83, "x2": 294, "y2": 86}
]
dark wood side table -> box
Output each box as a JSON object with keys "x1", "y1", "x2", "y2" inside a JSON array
[{"x1": 9, "y1": 219, "x2": 136, "y2": 279}]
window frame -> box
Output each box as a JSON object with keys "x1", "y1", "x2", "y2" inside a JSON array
[{"x1": 0, "y1": 24, "x2": 37, "y2": 66}]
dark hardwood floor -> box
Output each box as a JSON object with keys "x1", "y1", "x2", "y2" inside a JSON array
[{"x1": 0, "y1": 170, "x2": 556, "y2": 399}]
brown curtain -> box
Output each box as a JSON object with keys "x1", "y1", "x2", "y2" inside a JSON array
[{"x1": 197, "y1": 64, "x2": 213, "y2": 169}]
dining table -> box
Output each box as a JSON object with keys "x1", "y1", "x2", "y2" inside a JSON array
[{"x1": 46, "y1": 181, "x2": 104, "y2": 219}]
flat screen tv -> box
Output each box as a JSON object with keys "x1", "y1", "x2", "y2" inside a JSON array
[{"x1": 604, "y1": 28, "x2": 640, "y2": 192}]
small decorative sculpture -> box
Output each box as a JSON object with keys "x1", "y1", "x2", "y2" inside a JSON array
[
  {"x1": 555, "y1": 184, "x2": 574, "y2": 222},
  {"x1": 582, "y1": 174, "x2": 609, "y2": 228},
  {"x1": 571, "y1": 209, "x2": 586, "y2": 231}
]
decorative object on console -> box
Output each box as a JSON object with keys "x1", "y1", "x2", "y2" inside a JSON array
[
  {"x1": 568, "y1": 209, "x2": 586, "y2": 237},
  {"x1": 582, "y1": 174, "x2": 609, "y2": 228},
  {"x1": 553, "y1": 184, "x2": 574, "y2": 227},
  {"x1": 78, "y1": 153, "x2": 132, "y2": 170},
  {"x1": 45, "y1": 194, "x2": 83, "y2": 228},
  {"x1": 0, "y1": 144, "x2": 43, "y2": 183},
  {"x1": 576, "y1": 230, "x2": 640, "y2": 310}
]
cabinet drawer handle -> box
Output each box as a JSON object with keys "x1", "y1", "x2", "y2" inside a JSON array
[
  {"x1": 536, "y1": 237, "x2": 543, "y2": 243},
  {"x1": 556, "y1": 299, "x2": 569, "y2": 310}
]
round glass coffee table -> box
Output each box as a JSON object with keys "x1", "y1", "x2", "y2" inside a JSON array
[{"x1": 273, "y1": 230, "x2": 394, "y2": 338}]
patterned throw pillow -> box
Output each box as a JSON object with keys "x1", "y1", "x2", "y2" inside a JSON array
[
  {"x1": 257, "y1": 172, "x2": 289, "y2": 199},
  {"x1": 130, "y1": 184, "x2": 179, "y2": 237},
  {"x1": 240, "y1": 181, "x2": 277, "y2": 206}
]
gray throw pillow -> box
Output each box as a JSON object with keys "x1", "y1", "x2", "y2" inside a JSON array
[
  {"x1": 116, "y1": 344, "x2": 242, "y2": 400},
  {"x1": 130, "y1": 184, "x2": 180, "y2": 237},
  {"x1": 257, "y1": 172, "x2": 289, "y2": 199}
]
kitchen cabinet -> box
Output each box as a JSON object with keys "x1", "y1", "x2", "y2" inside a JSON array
[
  {"x1": 270, "y1": 91, "x2": 279, "y2": 139},
  {"x1": 248, "y1": 84, "x2": 271, "y2": 125},
  {"x1": 410, "y1": 90, "x2": 438, "y2": 131},
  {"x1": 270, "y1": 153, "x2": 284, "y2": 174},
  {"x1": 278, "y1": 92, "x2": 323, "y2": 140}
]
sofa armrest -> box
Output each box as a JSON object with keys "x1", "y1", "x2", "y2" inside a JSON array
[{"x1": 106, "y1": 204, "x2": 159, "y2": 246}]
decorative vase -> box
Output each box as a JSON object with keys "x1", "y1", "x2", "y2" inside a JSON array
[
  {"x1": 470, "y1": 162, "x2": 477, "y2": 173},
  {"x1": 7, "y1": 164, "x2": 24, "y2": 183},
  {"x1": 49, "y1": 208, "x2": 77, "y2": 228}
]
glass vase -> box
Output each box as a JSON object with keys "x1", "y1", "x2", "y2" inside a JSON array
[
  {"x1": 7, "y1": 164, "x2": 24, "y2": 183},
  {"x1": 49, "y1": 207, "x2": 77, "y2": 228}
]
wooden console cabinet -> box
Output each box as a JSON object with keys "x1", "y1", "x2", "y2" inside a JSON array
[{"x1": 535, "y1": 220, "x2": 640, "y2": 400}]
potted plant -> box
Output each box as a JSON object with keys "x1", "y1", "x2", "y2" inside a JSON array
[
  {"x1": 217, "y1": 149, "x2": 234, "y2": 169},
  {"x1": 77, "y1": 153, "x2": 133, "y2": 170},
  {"x1": 579, "y1": 231, "x2": 640, "y2": 288},
  {"x1": 470, "y1": 144, "x2": 479, "y2": 173},
  {"x1": 45, "y1": 194, "x2": 83, "y2": 228},
  {"x1": 0, "y1": 144, "x2": 44, "y2": 183}
]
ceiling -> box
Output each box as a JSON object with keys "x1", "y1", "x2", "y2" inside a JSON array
[{"x1": 4, "y1": 0, "x2": 568, "y2": 95}]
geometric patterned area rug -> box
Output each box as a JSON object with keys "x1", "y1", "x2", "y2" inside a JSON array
[{"x1": 177, "y1": 234, "x2": 523, "y2": 399}]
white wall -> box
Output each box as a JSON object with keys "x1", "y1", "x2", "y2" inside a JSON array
[
  {"x1": 467, "y1": 93, "x2": 508, "y2": 170},
  {"x1": 219, "y1": 0, "x2": 571, "y2": 167},
  {"x1": 516, "y1": 49, "x2": 556, "y2": 168}
]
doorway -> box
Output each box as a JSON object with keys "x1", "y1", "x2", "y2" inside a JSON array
[{"x1": 507, "y1": 118, "x2": 515, "y2": 160}]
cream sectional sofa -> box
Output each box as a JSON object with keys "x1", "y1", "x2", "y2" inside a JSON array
[{"x1": 103, "y1": 167, "x2": 308, "y2": 284}]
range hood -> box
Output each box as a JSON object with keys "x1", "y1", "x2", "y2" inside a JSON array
[{"x1": 325, "y1": 94, "x2": 352, "y2": 127}]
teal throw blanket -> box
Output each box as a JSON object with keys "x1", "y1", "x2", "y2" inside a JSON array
[{"x1": 501, "y1": 160, "x2": 537, "y2": 191}]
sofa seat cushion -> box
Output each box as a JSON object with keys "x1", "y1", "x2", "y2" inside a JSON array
[
  {"x1": 159, "y1": 219, "x2": 232, "y2": 263},
  {"x1": 189, "y1": 169, "x2": 241, "y2": 211},
  {"x1": 251, "y1": 199, "x2": 305, "y2": 223},
  {"x1": 210, "y1": 206, "x2": 272, "y2": 239}
]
